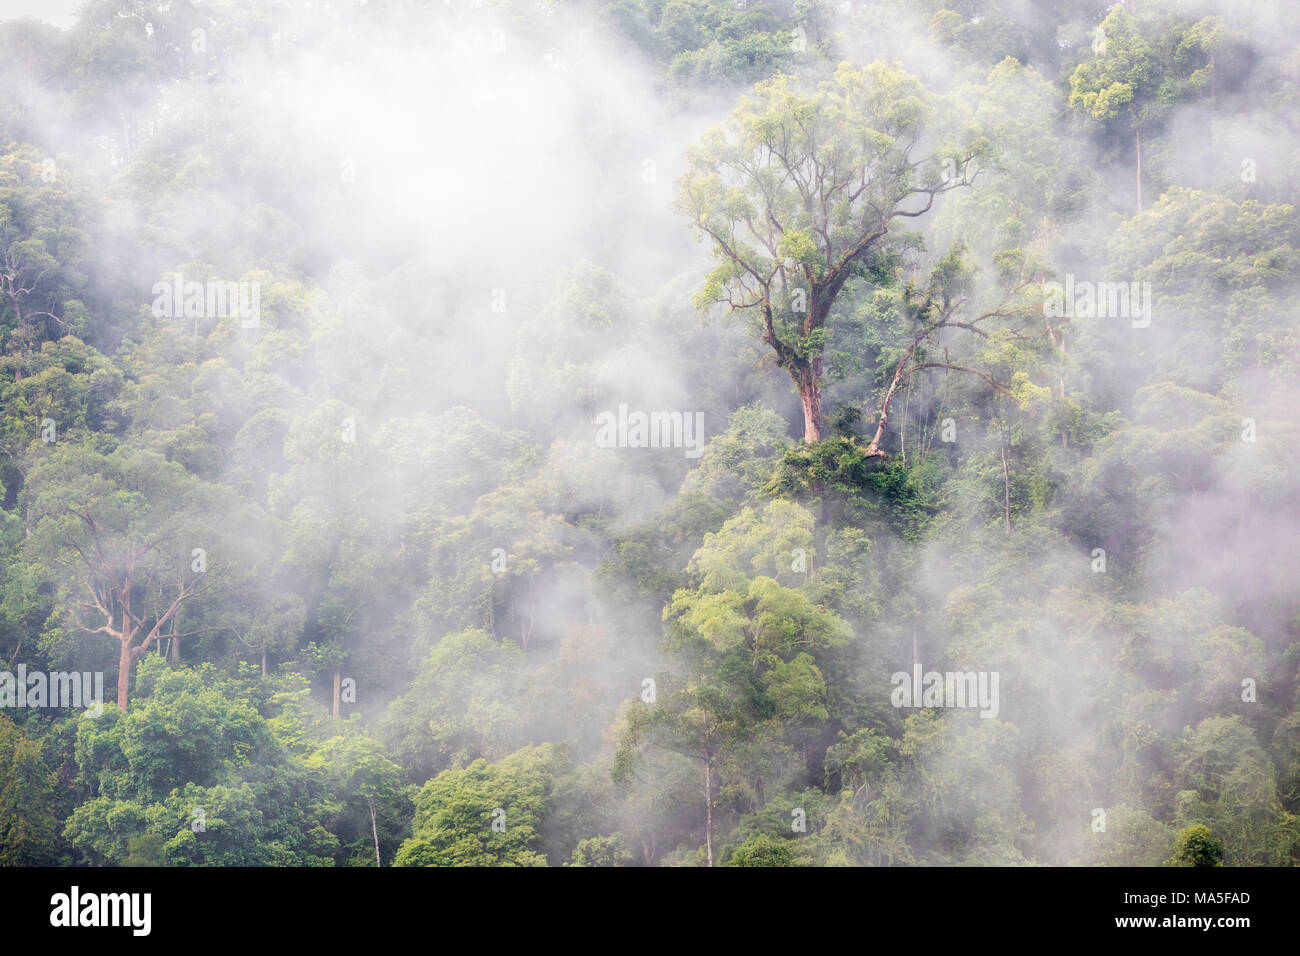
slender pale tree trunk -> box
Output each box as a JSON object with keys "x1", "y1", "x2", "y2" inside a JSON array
[
  {"x1": 1000, "y1": 423, "x2": 1012, "y2": 534},
  {"x1": 1041, "y1": 270, "x2": 1068, "y2": 446},
  {"x1": 1135, "y1": 126, "x2": 1143, "y2": 213},
  {"x1": 1059, "y1": 335, "x2": 1068, "y2": 448},
  {"x1": 704, "y1": 760, "x2": 714, "y2": 867},
  {"x1": 366, "y1": 796, "x2": 381, "y2": 867}
]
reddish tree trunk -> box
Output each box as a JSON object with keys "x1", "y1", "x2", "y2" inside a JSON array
[
  {"x1": 116, "y1": 639, "x2": 131, "y2": 711},
  {"x1": 795, "y1": 361, "x2": 822, "y2": 443}
]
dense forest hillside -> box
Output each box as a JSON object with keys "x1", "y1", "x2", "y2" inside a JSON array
[{"x1": 1, "y1": 0, "x2": 1298, "y2": 868}]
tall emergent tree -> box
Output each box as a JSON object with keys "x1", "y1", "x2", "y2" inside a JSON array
[
  {"x1": 1069, "y1": 6, "x2": 1229, "y2": 214},
  {"x1": 22, "y1": 446, "x2": 223, "y2": 710},
  {"x1": 677, "y1": 62, "x2": 984, "y2": 442}
]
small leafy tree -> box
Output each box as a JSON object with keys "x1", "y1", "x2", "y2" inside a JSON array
[{"x1": 1169, "y1": 824, "x2": 1224, "y2": 867}]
